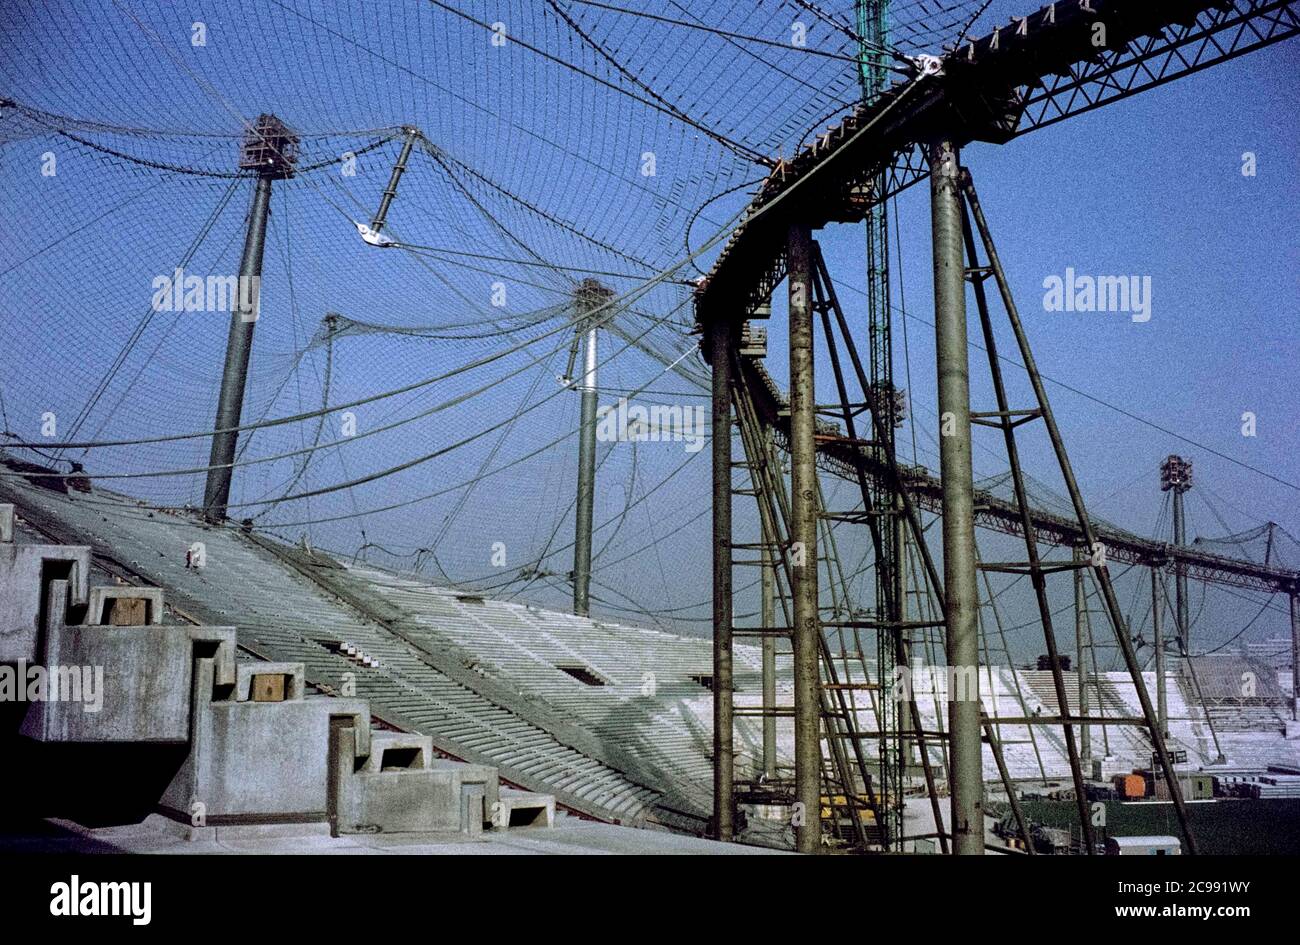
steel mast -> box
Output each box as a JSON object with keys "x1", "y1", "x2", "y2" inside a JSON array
[
  {"x1": 1160, "y1": 455, "x2": 1194, "y2": 652},
  {"x1": 571, "y1": 279, "x2": 613, "y2": 617},
  {"x1": 203, "y1": 115, "x2": 298, "y2": 522},
  {"x1": 857, "y1": 0, "x2": 910, "y2": 848}
]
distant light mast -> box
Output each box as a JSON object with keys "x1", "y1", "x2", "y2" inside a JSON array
[{"x1": 1159, "y1": 455, "x2": 1193, "y2": 651}]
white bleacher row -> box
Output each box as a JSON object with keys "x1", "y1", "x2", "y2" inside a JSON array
[
  {"x1": 746, "y1": 663, "x2": 1300, "y2": 784},
  {"x1": 7, "y1": 474, "x2": 1297, "y2": 818},
  {"x1": 0, "y1": 481, "x2": 667, "y2": 824},
  {"x1": 346, "y1": 565, "x2": 774, "y2": 809}
]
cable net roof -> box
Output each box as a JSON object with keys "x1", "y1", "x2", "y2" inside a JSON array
[
  {"x1": 1194, "y1": 524, "x2": 1300, "y2": 572},
  {"x1": 0, "y1": 0, "x2": 1126, "y2": 630}
]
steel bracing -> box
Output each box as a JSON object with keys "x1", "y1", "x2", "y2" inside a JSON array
[
  {"x1": 695, "y1": 0, "x2": 1300, "y2": 321},
  {"x1": 700, "y1": 0, "x2": 1298, "y2": 854}
]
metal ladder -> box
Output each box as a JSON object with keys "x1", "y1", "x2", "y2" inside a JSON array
[{"x1": 729, "y1": 366, "x2": 883, "y2": 850}]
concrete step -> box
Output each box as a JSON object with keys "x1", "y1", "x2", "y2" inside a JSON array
[{"x1": 496, "y1": 788, "x2": 556, "y2": 829}]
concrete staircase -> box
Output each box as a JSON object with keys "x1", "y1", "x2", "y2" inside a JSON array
[{"x1": 0, "y1": 503, "x2": 553, "y2": 840}]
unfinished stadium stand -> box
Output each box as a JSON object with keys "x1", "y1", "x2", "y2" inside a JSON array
[
  {"x1": 5, "y1": 469, "x2": 1300, "y2": 850},
  {"x1": 0, "y1": 472, "x2": 707, "y2": 831},
  {"x1": 0, "y1": 502, "x2": 543, "y2": 840}
]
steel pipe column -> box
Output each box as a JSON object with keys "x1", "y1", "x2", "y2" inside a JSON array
[
  {"x1": 1153, "y1": 568, "x2": 1168, "y2": 737},
  {"x1": 203, "y1": 174, "x2": 274, "y2": 522},
  {"x1": 1291, "y1": 592, "x2": 1300, "y2": 722},
  {"x1": 928, "y1": 139, "x2": 983, "y2": 854},
  {"x1": 1075, "y1": 545, "x2": 1092, "y2": 761},
  {"x1": 761, "y1": 428, "x2": 778, "y2": 779},
  {"x1": 710, "y1": 317, "x2": 735, "y2": 840},
  {"x1": 787, "y1": 223, "x2": 821, "y2": 854},
  {"x1": 572, "y1": 314, "x2": 599, "y2": 617},
  {"x1": 1173, "y1": 487, "x2": 1190, "y2": 651}
]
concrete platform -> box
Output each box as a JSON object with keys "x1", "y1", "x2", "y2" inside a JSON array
[{"x1": 0, "y1": 814, "x2": 786, "y2": 855}]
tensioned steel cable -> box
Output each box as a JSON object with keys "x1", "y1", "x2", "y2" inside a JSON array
[
  {"x1": 0, "y1": 299, "x2": 651, "y2": 482},
  {"x1": 430, "y1": 0, "x2": 771, "y2": 165},
  {"x1": 829, "y1": 289, "x2": 1300, "y2": 495},
  {"x1": 216, "y1": 297, "x2": 704, "y2": 510},
  {"x1": 13, "y1": 77, "x2": 925, "y2": 458},
  {"x1": 1, "y1": 310, "x2": 585, "y2": 453},
  {"x1": 17, "y1": 105, "x2": 395, "y2": 179},
  {"x1": 3, "y1": 0, "x2": 984, "y2": 594},
  {"x1": 55, "y1": 174, "x2": 242, "y2": 456},
  {"x1": 70, "y1": 314, "x2": 709, "y2": 534},
  {"x1": 565, "y1": 0, "x2": 865, "y2": 61}
]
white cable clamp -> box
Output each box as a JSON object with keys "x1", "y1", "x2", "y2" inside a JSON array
[
  {"x1": 354, "y1": 221, "x2": 396, "y2": 247},
  {"x1": 908, "y1": 54, "x2": 945, "y2": 79}
]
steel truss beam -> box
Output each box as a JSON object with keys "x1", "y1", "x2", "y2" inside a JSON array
[
  {"x1": 694, "y1": 0, "x2": 1299, "y2": 320},
  {"x1": 1007, "y1": 0, "x2": 1300, "y2": 134},
  {"x1": 739, "y1": 356, "x2": 1299, "y2": 596}
]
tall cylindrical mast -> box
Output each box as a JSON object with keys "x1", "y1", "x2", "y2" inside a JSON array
[
  {"x1": 572, "y1": 279, "x2": 611, "y2": 617},
  {"x1": 928, "y1": 138, "x2": 983, "y2": 854},
  {"x1": 787, "y1": 222, "x2": 821, "y2": 854},
  {"x1": 204, "y1": 115, "x2": 297, "y2": 522}
]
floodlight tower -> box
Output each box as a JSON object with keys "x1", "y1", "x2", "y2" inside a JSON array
[
  {"x1": 1160, "y1": 455, "x2": 1193, "y2": 651},
  {"x1": 203, "y1": 115, "x2": 298, "y2": 522}
]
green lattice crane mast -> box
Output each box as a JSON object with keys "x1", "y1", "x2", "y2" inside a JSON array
[
  {"x1": 854, "y1": 0, "x2": 908, "y2": 848},
  {"x1": 856, "y1": 0, "x2": 891, "y2": 99}
]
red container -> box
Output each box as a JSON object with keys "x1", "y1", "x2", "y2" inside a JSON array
[{"x1": 1113, "y1": 774, "x2": 1147, "y2": 799}]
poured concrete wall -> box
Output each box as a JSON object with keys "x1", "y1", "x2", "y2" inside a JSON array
[
  {"x1": 18, "y1": 580, "x2": 235, "y2": 744},
  {"x1": 0, "y1": 506, "x2": 89, "y2": 662},
  {"x1": 334, "y1": 729, "x2": 470, "y2": 834},
  {"x1": 161, "y1": 656, "x2": 372, "y2": 824}
]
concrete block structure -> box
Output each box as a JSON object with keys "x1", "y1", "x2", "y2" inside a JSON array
[
  {"x1": 430, "y1": 758, "x2": 498, "y2": 829},
  {"x1": 498, "y1": 788, "x2": 556, "y2": 828},
  {"x1": 21, "y1": 580, "x2": 234, "y2": 744},
  {"x1": 0, "y1": 504, "x2": 89, "y2": 662},
  {"x1": 0, "y1": 502, "x2": 549, "y2": 842},
  {"x1": 86, "y1": 585, "x2": 165, "y2": 626},
  {"x1": 158, "y1": 657, "x2": 372, "y2": 825},
  {"x1": 333, "y1": 729, "x2": 494, "y2": 835}
]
